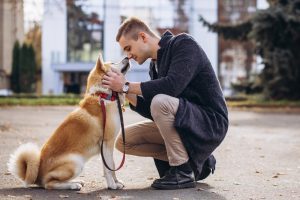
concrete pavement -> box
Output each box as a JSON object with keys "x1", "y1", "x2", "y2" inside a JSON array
[{"x1": 0, "y1": 106, "x2": 299, "y2": 200}]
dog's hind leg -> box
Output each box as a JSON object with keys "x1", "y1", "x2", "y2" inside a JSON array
[
  {"x1": 101, "y1": 140, "x2": 124, "y2": 189},
  {"x1": 43, "y1": 155, "x2": 85, "y2": 190},
  {"x1": 45, "y1": 180, "x2": 83, "y2": 190}
]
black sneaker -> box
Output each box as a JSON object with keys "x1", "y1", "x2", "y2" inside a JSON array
[{"x1": 151, "y1": 162, "x2": 196, "y2": 190}]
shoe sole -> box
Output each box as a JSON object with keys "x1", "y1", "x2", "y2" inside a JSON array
[{"x1": 151, "y1": 181, "x2": 196, "y2": 190}]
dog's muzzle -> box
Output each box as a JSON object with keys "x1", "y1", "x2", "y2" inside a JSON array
[{"x1": 112, "y1": 57, "x2": 130, "y2": 74}]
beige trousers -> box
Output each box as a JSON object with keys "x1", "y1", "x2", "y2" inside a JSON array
[{"x1": 115, "y1": 94, "x2": 189, "y2": 166}]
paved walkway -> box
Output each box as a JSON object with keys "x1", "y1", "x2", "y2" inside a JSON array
[{"x1": 0, "y1": 106, "x2": 299, "y2": 200}]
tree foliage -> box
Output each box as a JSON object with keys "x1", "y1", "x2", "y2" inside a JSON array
[
  {"x1": 24, "y1": 24, "x2": 42, "y2": 94},
  {"x1": 25, "y1": 24, "x2": 42, "y2": 71},
  {"x1": 10, "y1": 41, "x2": 21, "y2": 93},
  {"x1": 199, "y1": 0, "x2": 300, "y2": 100},
  {"x1": 20, "y1": 44, "x2": 36, "y2": 93},
  {"x1": 10, "y1": 43, "x2": 37, "y2": 93}
]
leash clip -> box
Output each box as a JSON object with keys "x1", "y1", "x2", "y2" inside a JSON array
[{"x1": 98, "y1": 96, "x2": 105, "y2": 106}]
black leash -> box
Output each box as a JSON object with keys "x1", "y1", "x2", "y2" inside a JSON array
[{"x1": 100, "y1": 92, "x2": 126, "y2": 171}]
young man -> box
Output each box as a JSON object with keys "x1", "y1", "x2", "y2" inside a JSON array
[{"x1": 102, "y1": 17, "x2": 228, "y2": 190}]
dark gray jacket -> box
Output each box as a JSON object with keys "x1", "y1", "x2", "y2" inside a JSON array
[{"x1": 130, "y1": 31, "x2": 228, "y2": 176}]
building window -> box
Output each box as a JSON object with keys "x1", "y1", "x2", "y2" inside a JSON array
[
  {"x1": 66, "y1": 0, "x2": 103, "y2": 62},
  {"x1": 63, "y1": 72, "x2": 88, "y2": 94}
]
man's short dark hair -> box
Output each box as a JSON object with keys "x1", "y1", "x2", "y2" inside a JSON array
[{"x1": 116, "y1": 17, "x2": 156, "y2": 42}]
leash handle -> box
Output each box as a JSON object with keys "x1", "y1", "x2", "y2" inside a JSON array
[{"x1": 100, "y1": 93, "x2": 126, "y2": 171}]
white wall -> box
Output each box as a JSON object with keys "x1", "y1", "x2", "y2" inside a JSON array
[
  {"x1": 103, "y1": 0, "x2": 122, "y2": 62},
  {"x1": 189, "y1": 0, "x2": 218, "y2": 73},
  {"x1": 42, "y1": 0, "x2": 66, "y2": 94}
]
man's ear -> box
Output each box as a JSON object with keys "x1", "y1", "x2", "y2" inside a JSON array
[
  {"x1": 96, "y1": 53, "x2": 106, "y2": 71},
  {"x1": 139, "y1": 32, "x2": 147, "y2": 43}
]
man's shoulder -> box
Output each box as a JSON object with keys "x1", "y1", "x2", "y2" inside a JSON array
[
  {"x1": 172, "y1": 33, "x2": 198, "y2": 44},
  {"x1": 173, "y1": 32, "x2": 194, "y2": 41},
  {"x1": 161, "y1": 31, "x2": 196, "y2": 49},
  {"x1": 170, "y1": 33, "x2": 199, "y2": 49}
]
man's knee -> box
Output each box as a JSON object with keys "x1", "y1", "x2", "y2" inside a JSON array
[
  {"x1": 150, "y1": 94, "x2": 169, "y2": 117},
  {"x1": 150, "y1": 94, "x2": 178, "y2": 119}
]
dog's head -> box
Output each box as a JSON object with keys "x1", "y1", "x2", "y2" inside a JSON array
[{"x1": 86, "y1": 53, "x2": 130, "y2": 95}]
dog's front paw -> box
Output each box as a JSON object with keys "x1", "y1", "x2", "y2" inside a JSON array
[
  {"x1": 107, "y1": 182, "x2": 118, "y2": 190},
  {"x1": 115, "y1": 180, "x2": 124, "y2": 189},
  {"x1": 107, "y1": 180, "x2": 124, "y2": 190}
]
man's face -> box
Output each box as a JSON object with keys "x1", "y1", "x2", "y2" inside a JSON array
[{"x1": 118, "y1": 33, "x2": 150, "y2": 65}]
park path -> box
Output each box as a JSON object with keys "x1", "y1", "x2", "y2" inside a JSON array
[{"x1": 0, "y1": 106, "x2": 299, "y2": 200}]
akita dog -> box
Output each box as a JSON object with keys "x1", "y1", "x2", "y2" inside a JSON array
[{"x1": 7, "y1": 54, "x2": 130, "y2": 190}]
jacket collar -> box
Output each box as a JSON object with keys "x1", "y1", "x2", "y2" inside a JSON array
[
  {"x1": 156, "y1": 31, "x2": 173, "y2": 62},
  {"x1": 158, "y1": 30, "x2": 173, "y2": 48}
]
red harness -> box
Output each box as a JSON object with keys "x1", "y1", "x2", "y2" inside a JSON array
[{"x1": 98, "y1": 92, "x2": 126, "y2": 171}]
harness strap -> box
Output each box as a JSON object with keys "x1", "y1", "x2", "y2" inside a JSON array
[{"x1": 100, "y1": 92, "x2": 126, "y2": 171}]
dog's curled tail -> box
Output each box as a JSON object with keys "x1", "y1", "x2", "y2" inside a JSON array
[{"x1": 7, "y1": 143, "x2": 40, "y2": 186}]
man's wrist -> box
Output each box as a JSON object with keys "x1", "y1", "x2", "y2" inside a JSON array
[
  {"x1": 125, "y1": 82, "x2": 142, "y2": 96},
  {"x1": 122, "y1": 81, "x2": 130, "y2": 94}
]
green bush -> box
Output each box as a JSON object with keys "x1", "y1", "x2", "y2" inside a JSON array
[
  {"x1": 10, "y1": 41, "x2": 21, "y2": 93},
  {"x1": 10, "y1": 42, "x2": 37, "y2": 94}
]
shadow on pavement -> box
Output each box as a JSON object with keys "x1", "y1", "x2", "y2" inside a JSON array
[{"x1": 0, "y1": 183, "x2": 226, "y2": 200}]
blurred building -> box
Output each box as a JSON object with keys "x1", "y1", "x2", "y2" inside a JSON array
[
  {"x1": 42, "y1": 0, "x2": 120, "y2": 94},
  {"x1": 42, "y1": 0, "x2": 268, "y2": 95},
  {"x1": 218, "y1": 0, "x2": 257, "y2": 96},
  {"x1": 0, "y1": 0, "x2": 24, "y2": 95}
]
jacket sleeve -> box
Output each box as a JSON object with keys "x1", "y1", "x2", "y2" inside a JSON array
[
  {"x1": 140, "y1": 37, "x2": 203, "y2": 101},
  {"x1": 129, "y1": 95, "x2": 153, "y2": 120}
]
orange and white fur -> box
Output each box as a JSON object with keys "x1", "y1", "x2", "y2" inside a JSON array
[{"x1": 7, "y1": 54, "x2": 130, "y2": 190}]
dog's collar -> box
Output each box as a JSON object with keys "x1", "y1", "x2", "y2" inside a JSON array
[{"x1": 96, "y1": 92, "x2": 117, "y2": 101}]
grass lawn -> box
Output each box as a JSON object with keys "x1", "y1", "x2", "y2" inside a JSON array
[
  {"x1": 0, "y1": 94, "x2": 300, "y2": 108},
  {"x1": 0, "y1": 95, "x2": 81, "y2": 106},
  {"x1": 226, "y1": 95, "x2": 300, "y2": 108}
]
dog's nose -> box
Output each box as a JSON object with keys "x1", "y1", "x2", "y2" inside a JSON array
[
  {"x1": 121, "y1": 57, "x2": 129, "y2": 65},
  {"x1": 120, "y1": 57, "x2": 130, "y2": 74}
]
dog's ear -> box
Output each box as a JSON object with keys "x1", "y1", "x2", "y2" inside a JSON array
[
  {"x1": 96, "y1": 53, "x2": 106, "y2": 71},
  {"x1": 120, "y1": 57, "x2": 130, "y2": 74}
]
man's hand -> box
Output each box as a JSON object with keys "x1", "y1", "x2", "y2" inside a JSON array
[{"x1": 102, "y1": 68, "x2": 126, "y2": 92}]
